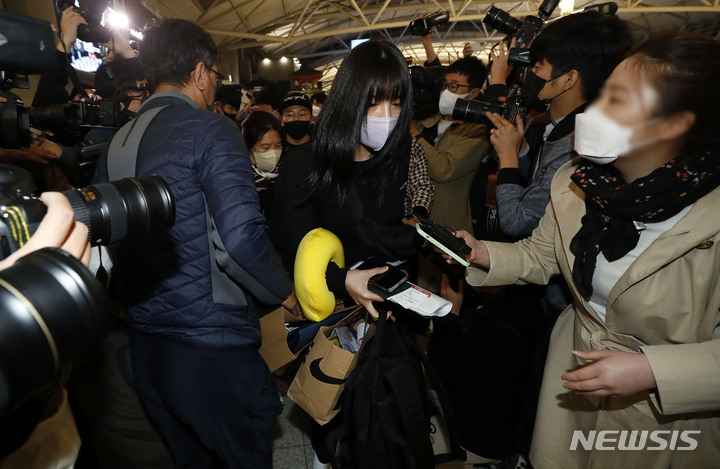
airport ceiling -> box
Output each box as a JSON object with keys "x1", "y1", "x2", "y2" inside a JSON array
[{"x1": 133, "y1": 0, "x2": 720, "y2": 81}]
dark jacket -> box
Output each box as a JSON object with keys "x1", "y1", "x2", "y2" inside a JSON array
[
  {"x1": 268, "y1": 144, "x2": 414, "y2": 292},
  {"x1": 96, "y1": 92, "x2": 291, "y2": 349},
  {"x1": 495, "y1": 104, "x2": 587, "y2": 239}
]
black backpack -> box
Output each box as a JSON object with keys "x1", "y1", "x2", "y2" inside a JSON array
[{"x1": 325, "y1": 312, "x2": 465, "y2": 469}]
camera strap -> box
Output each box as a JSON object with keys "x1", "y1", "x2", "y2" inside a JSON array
[
  {"x1": 60, "y1": 51, "x2": 92, "y2": 101},
  {"x1": 107, "y1": 104, "x2": 170, "y2": 180}
]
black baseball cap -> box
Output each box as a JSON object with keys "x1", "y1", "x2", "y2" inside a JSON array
[{"x1": 278, "y1": 92, "x2": 312, "y2": 113}]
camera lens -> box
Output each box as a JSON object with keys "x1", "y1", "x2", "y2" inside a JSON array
[
  {"x1": 483, "y1": 6, "x2": 523, "y2": 36},
  {"x1": 28, "y1": 103, "x2": 82, "y2": 133},
  {"x1": 61, "y1": 175, "x2": 176, "y2": 246},
  {"x1": 0, "y1": 248, "x2": 110, "y2": 413},
  {"x1": 452, "y1": 99, "x2": 504, "y2": 126}
]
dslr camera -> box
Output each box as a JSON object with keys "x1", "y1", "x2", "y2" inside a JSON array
[
  {"x1": 0, "y1": 11, "x2": 136, "y2": 150},
  {"x1": 28, "y1": 83, "x2": 146, "y2": 135},
  {"x1": 451, "y1": 0, "x2": 560, "y2": 127},
  {"x1": 409, "y1": 11, "x2": 450, "y2": 36},
  {"x1": 0, "y1": 164, "x2": 176, "y2": 415},
  {"x1": 483, "y1": 0, "x2": 559, "y2": 49},
  {"x1": 0, "y1": 165, "x2": 176, "y2": 258},
  {"x1": 57, "y1": 0, "x2": 112, "y2": 44}
]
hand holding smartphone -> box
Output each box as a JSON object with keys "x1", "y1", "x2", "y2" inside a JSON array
[
  {"x1": 412, "y1": 214, "x2": 471, "y2": 266},
  {"x1": 354, "y1": 257, "x2": 409, "y2": 294}
]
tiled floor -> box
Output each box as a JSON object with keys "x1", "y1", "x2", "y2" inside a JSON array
[{"x1": 272, "y1": 397, "x2": 316, "y2": 469}]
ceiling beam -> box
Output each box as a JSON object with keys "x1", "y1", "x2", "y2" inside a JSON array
[
  {"x1": 371, "y1": 0, "x2": 392, "y2": 25},
  {"x1": 195, "y1": 0, "x2": 225, "y2": 23},
  {"x1": 458, "y1": 0, "x2": 474, "y2": 15},
  {"x1": 207, "y1": 5, "x2": 720, "y2": 46},
  {"x1": 429, "y1": 0, "x2": 446, "y2": 12},
  {"x1": 348, "y1": 0, "x2": 371, "y2": 26},
  {"x1": 205, "y1": 28, "x2": 294, "y2": 42},
  {"x1": 289, "y1": 0, "x2": 315, "y2": 37}
]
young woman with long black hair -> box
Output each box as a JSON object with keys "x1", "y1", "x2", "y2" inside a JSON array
[{"x1": 269, "y1": 40, "x2": 417, "y2": 319}]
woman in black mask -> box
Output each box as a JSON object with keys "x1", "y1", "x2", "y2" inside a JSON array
[{"x1": 449, "y1": 32, "x2": 720, "y2": 468}]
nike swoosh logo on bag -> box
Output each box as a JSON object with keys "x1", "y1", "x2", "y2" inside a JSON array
[{"x1": 309, "y1": 358, "x2": 346, "y2": 385}]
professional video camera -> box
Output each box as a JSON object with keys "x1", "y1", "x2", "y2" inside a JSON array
[
  {"x1": 0, "y1": 12, "x2": 58, "y2": 149},
  {"x1": 0, "y1": 164, "x2": 176, "y2": 259},
  {"x1": 57, "y1": 0, "x2": 112, "y2": 44},
  {"x1": 450, "y1": 0, "x2": 560, "y2": 127},
  {"x1": 409, "y1": 11, "x2": 450, "y2": 36},
  {"x1": 0, "y1": 10, "x2": 132, "y2": 149},
  {"x1": 28, "y1": 82, "x2": 146, "y2": 135}
]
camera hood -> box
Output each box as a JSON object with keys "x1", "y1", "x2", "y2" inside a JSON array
[{"x1": 0, "y1": 12, "x2": 56, "y2": 74}]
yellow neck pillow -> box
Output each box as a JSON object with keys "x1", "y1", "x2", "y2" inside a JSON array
[{"x1": 294, "y1": 228, "x2": 345, "y2": 322}]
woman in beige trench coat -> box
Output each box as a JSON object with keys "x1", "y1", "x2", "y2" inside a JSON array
[{"x1": 455, "y1": 32, "x2": 720, "y2": 468}]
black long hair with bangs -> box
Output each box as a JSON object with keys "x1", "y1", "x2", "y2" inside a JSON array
[{"x1": 306, "y1": 40, "x2": 412, "y2": 206}]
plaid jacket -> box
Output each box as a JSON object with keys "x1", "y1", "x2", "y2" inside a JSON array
[{"x1": 404, "y1": 138, "x2": 436, "y2": 217}]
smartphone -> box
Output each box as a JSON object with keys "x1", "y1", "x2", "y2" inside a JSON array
[
  {"x1": 368, "y1": 265, "x2": 408, "y2": 294},
  {"x1": 412, "y1": 215, "x2": 471, "y2": 267},
  {"x1": 354, "y1": 256, "x2": 385, "y2": 271}
]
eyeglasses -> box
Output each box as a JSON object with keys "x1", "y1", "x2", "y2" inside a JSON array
[
  {"x1": 441, "y1": 82, "x2": 471, "y2": 93},
  {"x1": 204, "y1": 64, "x2": 224, "y2": 87}
]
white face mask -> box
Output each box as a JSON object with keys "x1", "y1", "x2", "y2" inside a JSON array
[
  {"x1": 252, "y1": 148, "x2": 282, "y2": 173},
  {"x1": 312, "y1": 105, "x2": 321, "y2": 117},
  {"x1": 360, "y1": 115, "x2": 399, "y2": 152},
  {"x1": 574, "y1": 105, "x2": 658, "y2": 165},
  {"x1": 438, "y1": 89, "x2": 470, "y2": 117}
]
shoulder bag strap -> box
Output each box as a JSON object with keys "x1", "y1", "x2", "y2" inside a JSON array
[{"x1": 107, "y1": 104, "x2": 169, "y2": 180}]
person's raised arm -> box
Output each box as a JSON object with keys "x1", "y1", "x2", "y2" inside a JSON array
[
  {"x1": 56, "y1": 6, "x2": 86, "y2": 53},
  {"x1": 489, "y1": 39, "x2": 515, "y2": 87},
  {"x1": 416, "y1": 15, "x2": 438, "y2": 66}
]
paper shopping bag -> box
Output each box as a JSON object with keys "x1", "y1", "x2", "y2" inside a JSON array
[
  {"x1": 287, "y1": 309, "x2": 373, "y2": 425},
  {"x1": 259, "y1": 304, "x2": 362, "y2": 373}
]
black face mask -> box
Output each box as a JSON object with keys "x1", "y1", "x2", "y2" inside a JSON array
[
  {"x1": 223, "y1": 111, "x2": 236, "y2": 119},
  {"x1": 284, "y1": 120, "x2": 311, "y2": 141},
  {"x1": 520, "y1": 69, "x2": 548, "y2": 99}
]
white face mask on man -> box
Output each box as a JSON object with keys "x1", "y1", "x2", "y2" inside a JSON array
[
  {"x1": 574, "y1": 105, "x2": 659, "y2": 165},
  {"x1": 438, "y1": 89, "x2": 470, "y2": 116}
]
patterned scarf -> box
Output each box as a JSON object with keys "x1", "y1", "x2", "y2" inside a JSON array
[{"x1": 569, "y1": 148, "x2": 720, "y2": 299}]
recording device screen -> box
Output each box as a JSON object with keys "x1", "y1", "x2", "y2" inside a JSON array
[{"x1": 70, "y1": 40, "x2": 105, "y2": 72}]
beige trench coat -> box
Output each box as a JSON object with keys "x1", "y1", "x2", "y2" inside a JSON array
[
  {"x1": 414, "y1": 114, "x2": 489, "y2": 233},
  {"x1": 467, "y1": 158, "x2": 720, "y2": 468}
]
